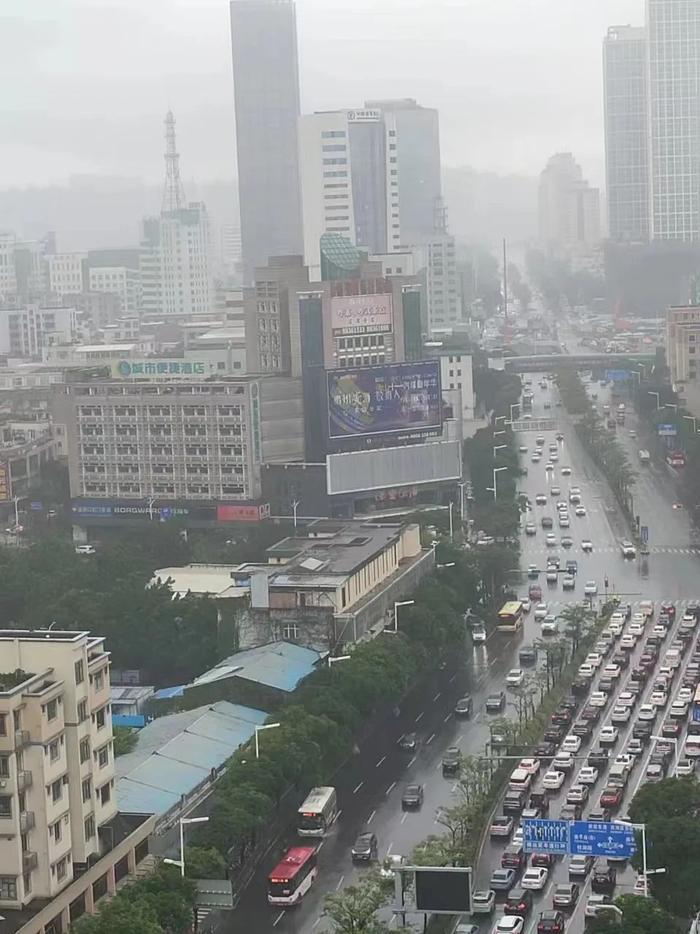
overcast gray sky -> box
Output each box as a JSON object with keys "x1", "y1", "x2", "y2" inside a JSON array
[{"x1": 2, "y1": 0, "x2": 641, "y2": 189}]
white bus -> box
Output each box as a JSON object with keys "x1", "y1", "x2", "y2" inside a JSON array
[{"x1": 297, "y1": 786, "x2": 338, "y2": 837}]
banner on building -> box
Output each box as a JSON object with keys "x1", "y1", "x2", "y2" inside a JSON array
[
  {"x1": 0, "y1": 463, "x2": 9, "y2": 502},
  {"x1": 330, "y1": 293, "x2": 393, "y2": 336}
]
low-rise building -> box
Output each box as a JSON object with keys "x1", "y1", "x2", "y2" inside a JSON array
[{"x1": 0, "y1": 630, "x2": 154, "y2": 934}]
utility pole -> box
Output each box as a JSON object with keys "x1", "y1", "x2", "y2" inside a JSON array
[
  {"x1": 162, "y1": 111, "x2": 186, "y2": 213},
  {"x1": 503, "y1": 237, "x2": 508, "y2": 324}
]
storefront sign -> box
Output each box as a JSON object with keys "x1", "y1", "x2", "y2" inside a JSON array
[{"x1": 112, "y1": 359, "x2": 208, "y2": 379}]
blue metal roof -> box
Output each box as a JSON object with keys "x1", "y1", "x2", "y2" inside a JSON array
[
  {"x1": 193, "y1": 641, "x2": 320, "y2": 693},
  {"x1": 116, "y1": 700, "x2": 268, "y2": 817}
]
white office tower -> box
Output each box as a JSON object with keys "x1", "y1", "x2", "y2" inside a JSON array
[
  {"x1": 538, "y1": 153, "x2": 601, "y2": 251},
  {"x1": 648, "y1": 0, "x2": 700, "y2": 241},
  {"x1": 299, "y1": 107, "x2": 402, "y2": 279},
  {"x1": 140, "y1": 112, "x2": 214, "y2": 317},
  {"x1": 0, "y1": 233, "x2": 18, "y2": 299},
  {"x1": 46, "y1": 253, "x2": 87, "y2": 297}
]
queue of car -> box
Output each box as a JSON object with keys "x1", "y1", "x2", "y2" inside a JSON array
[{"x1": 471, "y1": 595, "x2": 700, "y2": 932}]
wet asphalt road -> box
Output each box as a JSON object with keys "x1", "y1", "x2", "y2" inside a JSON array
[{"x1": 225, "y1": 374, "x2": 700, "y2": 934}]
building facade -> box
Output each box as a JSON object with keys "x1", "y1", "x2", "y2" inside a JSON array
[
  {"x1": 0, "y1": 630, "x2": 154, "y2": 934},
  {"x1": 56, "y1": 375, "x2": 304, "y2": 511},
  {"x1": 230, "y1": 0, "x2": 303, "y2": 281},
  {"x1": 46, "y1": 254, "x2": 87, "y2": 297},
  {"x1": 415, "y1": 232, "x2": 462, "y2": 332},
  {"x1": 666, "y1": 304, "x2": 700, "y2": 384},
  {"x1": 0, "y1": 306, "x2": 77, "y2": 358},
  {"x1": 603, "y1": 25, "x2": 650, "y2": 243},
  {"x1": 87, "y1": 266, "x2": 141, "y2": 316},
  {"x1": 298, "y1": 107, "x2": 403, "y2": 279}
]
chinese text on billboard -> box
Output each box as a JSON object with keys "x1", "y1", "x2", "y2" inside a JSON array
[{"x1": 330, "y1": 293, "x2": 393, "y2": 336}]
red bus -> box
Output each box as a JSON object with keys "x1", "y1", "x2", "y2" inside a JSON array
[
  {"x1": 667, "y1": 451, "x2": 686, "y2": 468},
  {"x1": 267, "y1": 846, "x2": 318, "y2": 906}
]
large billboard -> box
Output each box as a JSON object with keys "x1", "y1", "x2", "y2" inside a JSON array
[
  {"x1": 327, "y1": 361, "x2": 442, "y2": 440},
  {"x1": 331, "y1": 293, "x2": 393, "y2": 337}
]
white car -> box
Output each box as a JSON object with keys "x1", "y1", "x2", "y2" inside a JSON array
[
  {"x1": 601, "y1": 664, "x2": 621, "y2": 680},
  {"x1": 585, "y1": 652, "x2": 603, "y2": 669},
  {"x1": 589, "y1": 691, "x2": 609, "y2": 708},
  {"x1": 543, "y1": 769, "x2": 566, "y2": 789},
  {"x1": 584, "y1": 580, "x2": 598, "y2": 595},
  {"x1": 545, "y1": 463, "x2": 554, "y2": 472},
  {"x1": 520, "y1": 598, "x2": 532, "y2": 612},
  {"x1": 532, "y1": 452, "x2": 542, "y2": 463},
  {"x1": 675, "y1": 759, "x2": 696, "y2": 777},
  {"x1": 561, "y1": 466, "x2": 572, "y2": 476},
  {"x1": 578, "y1": 663, "x2": 595, "y2": 678},
  {"x1": 506, "y1": 668, "x2": 525, "y2": 688},
  {"x1": 575, "y1": 505, "x2": 586, "y2": 516},
  {"x1": 650, "y1": 691, "x2": 668, "y2": 708},
  {"x1": 617, "y1": 692, "x2": 636, "y2": 709},
  {"x1": 471, "y1": 890, "x2": 496, "y2": 915},
  {"x1": 670, "y1": 701, "x2": 690, "y2": 720},
  {"x1": 576, "y1": 766, "x2": 599, "y2": 785},
  {"x1": 561, "y1": 734, "x2": 582, "y2": 754},
  {"x1": 542, "y1": 618, "x2": 559, "y2": 634},
  {"x1": 512, "y1": 827, "x2": 524, "y2": 848},
  {"x1": 608, "y1": 619, "x2": 624, "y2": 636},
  {"x1": 519, "y1": 758, "x2": 541, "y2": 775},
  {"x1": 494, "y1": 917, "x2": 524, "y2": 934},
  {"x1": 613, "y1": 754, "x2": 634, "y2": 773},
  {"x1": 599, "y1": 725, "x2": 619, "y2": 745},
  {"x1": 610, "y1": 611, "x2": 625, "y2": 626},
  {"x1": 521, "y1": 867, "x2": 549, "y2": 890},
  {"x1": 639, "y1": 600, "x2": 655, "y2": 617},
  {"x1": 545, "y1": 533, "x2": 557, "y2": 546},
  {"x1": 652, "y1": 625, "x2": 669, "y2": 640},
  {"x1": 552, "y1": 752, "x2": 575, "y2": 772},
  {"x1": 677, "y1": 687, "x2": 694, "y2": 705},
  {"x1": 620, "y1": 540, "x2": 637, "y2": 558},
  {"x1": 559, "y1": 515, "x2": 570, "y2": 528},
  {"x1": 638, "y1": 704, "x2": 656, "y2": 722},
  {"x1": 581, "y1": 540, "x2": 593, "y2": 552},
  {"x1": 620, "y1": 635, "x2": 637, "y2": 650},
  {"x1": 611, "y1": 705, "x2": 631, "y2": 724},
  {"x1": 534, "y1": 603, "x2": 549, "y2": 620},
  {"x1": 585, "y1": 894, "x2": 615, "y2": 918}
]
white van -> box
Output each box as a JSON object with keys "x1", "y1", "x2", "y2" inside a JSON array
[{"x1": 75, "y1": 544, "x2": 96, "y2": 555}]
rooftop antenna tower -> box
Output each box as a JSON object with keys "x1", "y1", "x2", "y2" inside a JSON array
[{"x1": 162, "y1": 110, "x2": 186, "y2": 214}]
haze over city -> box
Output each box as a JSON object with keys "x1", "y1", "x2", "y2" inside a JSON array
[{"x1": 5, "y1": 0, "x2": 640, "y2": 186}]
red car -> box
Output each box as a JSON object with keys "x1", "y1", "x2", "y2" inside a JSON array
[
  {"x1": 529, "y1": 585, "x2": 543, "y2": 601},
  {"x1": 661, "y1": 602, "x2": 676, "y2": 620},
  {"x1": 532, "y1": 852, "x2": 555, "y2": 868},
  {"x1": 638, "y1": 654, "x2": 656, "y2": 671},
  {"x1": 600, "y1": 785, "x2": 623, "y2": 809}
]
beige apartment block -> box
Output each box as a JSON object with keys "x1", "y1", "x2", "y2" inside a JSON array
[{"x1": 0, "y1": 630, "x2": 153, "y2": 934}]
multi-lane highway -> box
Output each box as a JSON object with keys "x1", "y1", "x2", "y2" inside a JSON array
[{"x1": 225, "y1": 371, "x2": 700, "y2": 934}]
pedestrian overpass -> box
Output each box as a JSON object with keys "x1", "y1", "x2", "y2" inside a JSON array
[{"x1": 502, "y1": 352, "x2": 656, "y2": 373}]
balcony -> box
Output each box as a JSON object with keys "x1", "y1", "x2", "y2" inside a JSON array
[
  {"x1": 22, "y1": 851, "x2": 38, "y2": 872},
  {"x1": 19, "y1": 810, "x2": 35, "y2": 833},
  {"x1": 14, "y1": 730, "x2": 29, "y2": 749},
  {"x1": 17, "y1": 769, "x2": 32, "y2": 791}
]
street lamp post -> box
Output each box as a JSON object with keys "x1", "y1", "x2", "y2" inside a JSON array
[
  {"x1": 458, "y1": 481, "x2": 466, "y2": 522},
  {"x1": 164, "y1": 816, "x2": 210, "y2": 878},
  {"x1": 389, "y1": 599, "x2": 414, "y2": 634},
  {"x1": 493, "y1": 444, "x2": 507, "y2": 459},
  {"x1": 647, "y1": 391, "x2": 661, "y2": 411},
  {"x1": 254, "y1": 722, "x2": 281, "y2": 759},
  {"x1": 614, "y1": 819, "x2": 649, "y2": 897},
  {"x1": 328, "y1": 654, "x2": 351, "y2": 668},
  {"x1": 510, "y1": 403, "x2": 520, "y2": 422},
  {"x1": 487, "y1": 466, "x2": 508, "y2": 502},
  {"x1": 665, "y1": 402, "x2": 678, "y2": 413},
  {"x1": 291, "y1": 499, "x2": 300, "y2": 529},
  {"x1": 684, "y1": 415, "x2": 698, "y2": 433},
  {"x1": 436, "y1": 562, "x2": 456, "y2": 569}
]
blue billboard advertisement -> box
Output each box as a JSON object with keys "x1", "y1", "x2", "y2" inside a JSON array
[{"x1": 327, "y1": 361, "x2": 442, "y2": 440}]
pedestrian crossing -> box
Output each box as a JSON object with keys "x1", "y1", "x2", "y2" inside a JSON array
[{"x1": 525, "y1": 545, "x2": 700, "y2": 556}]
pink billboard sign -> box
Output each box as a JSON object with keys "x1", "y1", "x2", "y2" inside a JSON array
[{"x1": 331, "y1": 293, "x2": 393, "y2": 336}]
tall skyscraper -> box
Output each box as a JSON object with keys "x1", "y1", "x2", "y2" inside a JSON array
[
  {"x1": 230, "y1": 0, "x2": 303, "y2": 281},
  {"x1": 140, "y1": 113, "x2": 214, "y2": 317},
  {"x1": 603, "y1": 25, "x2": 649, "y2": 243},
  {"x1": 647, "y1": 0, "x2": 700, "y2": 241},
  {"x1": 538, "y1": 153, "x2": 601, "y2": 251},
  {"x1": 364, "y1": 99, "x2": 442, "y2": 248}
]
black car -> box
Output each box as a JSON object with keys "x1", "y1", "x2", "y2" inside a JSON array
[
  {"x1": 351, "y1": 832, "x2": 378, "y2": 861},
  {"x1": 588, "y1": 748, "x2": 610, "y2": 768},
  {"x1": 454, "y1": 696, "x2": 473, "y2": 718},
  {"x1": 581, "y1": 705, "x2": 601, "y2": 723},
  {"x1": 398, "y1": 732, "x2": 416, "y2": 752},
  {"x1": 566, "y1": 559, "x2": 578, "y2": 575},
  {"x1": 592, "y1": 861, "x2": 617, "y2": 894},
  {"x1": 529, "y1": 791, "x2": 550, "y2": 815},
  {"x1": 537, "y1": 910, "x2": 566, "y2": 933},
  {"x1": 598, "y1": 677, "x2": 615, "y2": 695},
  {"x1": 571, "y1": 677, "x2": 590, "y2": 697},
  {"x1": 544, "y1": 725, "x2": 566, "y2": 744},
  {"x1": 612, "y1": 652, "x2": 630, "y2": 670},
  {"x1": 442, "y1": 746, "x2": 461, "y2": 775},
  {"x1": 560, "y1": 694, "x2": 580, "y2": 711},
  {"x1": 534, "y1": 741, "x2": 557, "y2": 760},
  {"x1": 633, "y1": 720, "x2": 653, "y2": 742},
  {"x1": 486, "y1": 691, "x2": 506, "y2": 713},
  {"x1": 572, "y1": 720, "x2": 593, "y2": 740},
  {"x1": 519, "y1": 645, "x2": 538, "y2": 665},
  {"x1": 503, "y1": 790, "x2": 527, "y2": 815},
  {"x1": 401, "y1": 783, "x2": 424, "y2": 808},
  {"x1": 551, "y1": 707, "x2": 573, "y2": 726},
  {"x1": 504, "y1": 888, "x2": 533, "y2": 917}
]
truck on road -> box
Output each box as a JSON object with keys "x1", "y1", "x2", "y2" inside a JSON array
[{"x1": 638, "y1": 450, "x2": 650, "y2": 465}]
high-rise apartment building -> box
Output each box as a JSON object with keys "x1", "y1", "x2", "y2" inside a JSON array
[
  {"x1": 364, "y1": 99, "x2": 442, "y2": 249},
  {"x1": 0, "y1": 305, "x2": 77, "y2": 358},
  {"x1": 230, "y1": 0, "x2": 303, "y2": 281},
  {"x1": 298, "y1": 107, "x2": 403, "y2": 279},
  {"x1": 648, "y1": 0, "x2": 700, "y2": 241},
  {"x1": 538, "y1": 153, "x2": 601, "y2": 251},
  {"x1": 603, "y1": 25, "x2": 649, "y2": 243},
  {"x1": 46, "y1": 254, "x2": 87, "y2": 297}
]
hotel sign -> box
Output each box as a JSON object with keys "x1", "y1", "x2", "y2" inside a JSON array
[{"x1": 112, "y1": 359, "x2": 208, "y2": 379}]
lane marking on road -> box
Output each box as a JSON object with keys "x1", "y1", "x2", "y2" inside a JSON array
[
  {"x1": 353, "y1": 781, "x2": 363, "y2": 794},
  {"x1": 387, "y1": 842, "x2": 393, "y2": 855},
  {"x1": 367, "y1": 809, "x2": 376, "y2": 824},
  {"x1": 426, "y1": 732, "x2": 436, "y2": 744},
  {"x1": 433, "y1": 692, "x2": 442, "y2": 702},
  {"x1": 449, "y1": 674, "x2": 457, "y2": 683},
  {"x1": 336, "y1": 809, "x2": 342, "y2": 821},
  {"x1": 312, "y1": 918, "x2": 321, "y2": 930},
  {"x1": 443, "y1": 712, "x2": 452, "y2": 723},
  {"x1": 415, "y1": 711, "x2": 424, "y2": 723},
  {"x1": 386, "y1": 781, "x2": 396, "y2": 795},
  {"x1": 272, "y1": 911, "x2": 285, "y2": 927},
  {"x1": 401, "y1": 812, "x2": 408, "y2": 824},
  {"x1": 317, "y1": 840, "x2": 325, "y2": 852},
  {"x1": 335, "y1": 875, "x2": 344, "y2": 890},
  {"x1": 376, "y1": 756, "x2": 386, "y2": 768},
  {"x1": 407, "y1": 755, "x2": 416, "y2": 768}
]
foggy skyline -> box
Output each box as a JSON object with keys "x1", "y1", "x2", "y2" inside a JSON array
[{"x1": 4, "y1": 0, "x2": 641, "y2": 189}]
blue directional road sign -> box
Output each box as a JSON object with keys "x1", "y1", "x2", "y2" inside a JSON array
[
  {"x1": 641, "y1": 525, "x2": 649, "y2": 544},
  {"x1": 523, "y1": 819, "x2": 569, "y2": 855},
  {"x1": 605, "y1": 369, "x2": 631, "y2": 382},
  {"x1": 569, "y1": 821, "x2": 636, "y2": 859}
]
